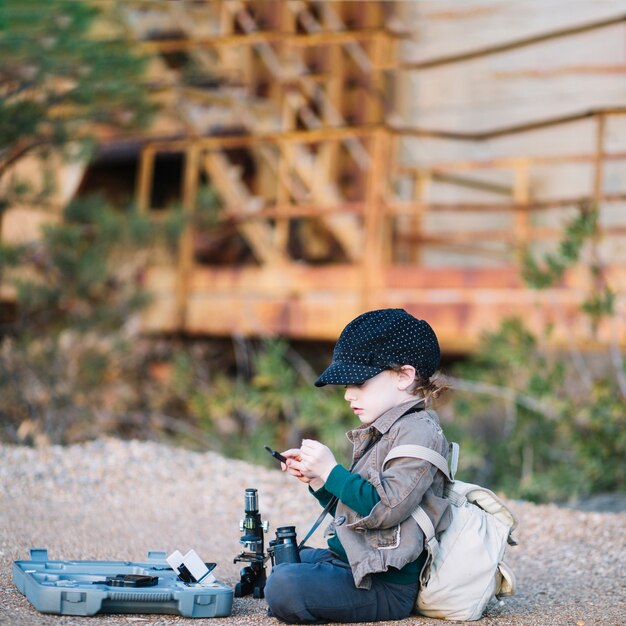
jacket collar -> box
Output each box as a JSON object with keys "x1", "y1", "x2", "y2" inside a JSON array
[
  {"x1": 347, "y1": 398, "x2": 426, "y2": 453},
  {"x1": 372, "y1": 398, "x2": 426, "y2": 435}
]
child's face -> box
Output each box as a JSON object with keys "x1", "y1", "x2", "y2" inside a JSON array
[{"x1": 344, "y1": 370, "x2": 411, "y2": 425}]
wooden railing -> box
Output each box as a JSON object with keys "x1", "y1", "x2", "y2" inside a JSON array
[
  {"x1": 136, "y1": 108, "x2": 626, "y2": 245},
  {"x1": 388, "y1": 108, "x2": 626, "y2": 254},
  {"x1": 131, "y1": 107, "x2": 626, "y2": 348}
]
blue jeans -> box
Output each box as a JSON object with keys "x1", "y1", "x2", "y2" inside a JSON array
[{"x1": 264, "y1": 548, "x2": 418, "y2": 624}]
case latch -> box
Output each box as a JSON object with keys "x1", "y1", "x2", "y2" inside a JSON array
[{"x1": 29, "y1": 548, "x2": 49, "y2": 561}]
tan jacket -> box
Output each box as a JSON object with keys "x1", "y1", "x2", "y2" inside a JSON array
[{"x1": 328, "y1": 400, "x2": 451, "y2": 589}]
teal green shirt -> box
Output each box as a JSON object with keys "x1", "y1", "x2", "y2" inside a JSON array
[{"x1": 311, "y1": 464, "x2": 421, "y2": 584}]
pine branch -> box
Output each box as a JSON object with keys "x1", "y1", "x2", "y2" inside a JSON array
[
  {"x1": 0, "y1": 138, "x2": 51, "y2": 178},
  {"x1": 447, "y1": 375, "x2": 561, "y2": 421}
]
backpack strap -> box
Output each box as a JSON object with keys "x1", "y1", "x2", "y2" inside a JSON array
[
  {"x1": 448, "y1": 442, "x2": 459, "y2": 481},
  {"x1": 383, "y1": 442, "x2": 459, "y2": 481},
  {"x1": 382, "y1": 441, "x2": 461, "y2": 579},
  {"x1": 411, "y1": 505, "x2": 438, "y2": 559}
]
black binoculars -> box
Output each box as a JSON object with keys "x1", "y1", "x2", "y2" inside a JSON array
[{"x1": 268, "y1": 526, "x2": 301, "y2": 565}]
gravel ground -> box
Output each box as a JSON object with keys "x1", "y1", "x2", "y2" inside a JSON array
[{"x1": 1, "y1": 438, "x2": 624, "y2": 626}]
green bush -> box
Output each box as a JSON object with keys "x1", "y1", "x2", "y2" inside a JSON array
[
  {"x1": 449, "y1": 319, "x2": 625, "y2": 502},
  {"x1": 182, "y1": 339, "x2": 354, "y2": 467},
  {"x1": 448, "y1": 202, "x2": 626, "y2": 503},
  {"x1": 0, "y1": 196, "x2": 183, "y2": 445}
]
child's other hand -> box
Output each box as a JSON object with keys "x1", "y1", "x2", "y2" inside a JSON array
[{"x1": 299, "y1": 439, "x2": 337, "y2": 482}]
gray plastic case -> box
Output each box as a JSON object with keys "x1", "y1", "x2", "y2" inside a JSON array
[{"x1": 13, "y1": 548, "x2": 233, "y2": 618}]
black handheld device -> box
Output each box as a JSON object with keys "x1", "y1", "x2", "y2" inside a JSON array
[{"x1": 264, "y1": 446, "x2": 287, "y2": 464}]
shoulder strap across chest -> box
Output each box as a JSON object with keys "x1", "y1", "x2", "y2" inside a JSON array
[{"x1": 382, "y1": 442, "x2": 459, "y2": 481}]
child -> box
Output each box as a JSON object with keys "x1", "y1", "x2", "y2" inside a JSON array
[{"x1": 264, "y1": 308, "x2": 451, "y2": 624}]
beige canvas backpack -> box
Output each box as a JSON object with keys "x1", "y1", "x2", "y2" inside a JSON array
[{"x1": 383, "y1": 442, "x2": 518, "y2": 621}]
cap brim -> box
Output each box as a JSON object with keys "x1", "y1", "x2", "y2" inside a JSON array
[{"x1": 314, "y1": 362, "x2": 384, "y2": 387}]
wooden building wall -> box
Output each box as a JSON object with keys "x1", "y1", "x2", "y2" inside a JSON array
[
  {"x1": 2, "y1": 1, "x2": 626, "y2": 352},
  {"x1": 395, "y1": 1, "x2": 626, "y2": 268}
]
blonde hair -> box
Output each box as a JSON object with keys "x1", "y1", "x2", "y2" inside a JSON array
[{"x1": 388, "y1": 364, "x2": 448, "y2": 400}]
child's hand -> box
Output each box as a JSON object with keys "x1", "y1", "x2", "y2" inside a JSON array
[
  {"x1": 299, "y1": 439, "x2": 337, "y2": 483},
  {"x1": 279, "y1": 448, "x2": 313, "y2": 484}
]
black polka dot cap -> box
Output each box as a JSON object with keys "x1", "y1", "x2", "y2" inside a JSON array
[{"x1": 315, "y1": 308, "x2": 440, "y2": 387}]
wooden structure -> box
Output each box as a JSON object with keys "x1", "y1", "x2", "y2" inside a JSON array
[{"x1": 3, "y1": 1, "x2": 626, "y2": 352}]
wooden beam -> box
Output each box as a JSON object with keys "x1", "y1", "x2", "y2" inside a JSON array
[
  {"x1": 398, "y1": 151, "x2": 626, "y2": 175},
  {"x1": 141, "y1": 263, "x2": 626, "y2": 351},
  {"x1": 215, "y1": 192, "x2": 626, "y2": 222},
  {"x1": 136, "y1": 145, "x2": 155, "y2": 213},
  {"x1": 390, "y1": 107, "x2": 626, "y2": 141},
  {"x1": 431, "y1": 172, "x2": 513, "y2": 197},
  {"x1": 412, "y1": 171, "x2": 430, "y2": 264},
  {"x1": 362, "y1": 129, "x2": 388, "y2": 308},
  {"x1": 137, "y1": 29, "x2": 403, "y2": 53},
  {"x1": 201, "y1": 151, "x2": 288, "y2": 265},
  {"x1": 386, "y1": 193, "x2": 626, "y2": 214},
  {"x1": 594, "y1": 113, "x2": 606, "y2": 203},
  {"x1": 144, "y1": 124, "x2": 379, "y2": 152},
  {"x1": 176, "y1": 143, "x2": 200, "y2": 328},
  {"x1": 274, "y1": 0, "x2": 297, "y2": 255},
  {"x1": 513, "y1": 158, "x2": 530, "y2": 252}
]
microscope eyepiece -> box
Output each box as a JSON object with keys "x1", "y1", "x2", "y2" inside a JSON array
[{"x1": 244, "y1": 488, "x2": 258, "y2": 513}]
